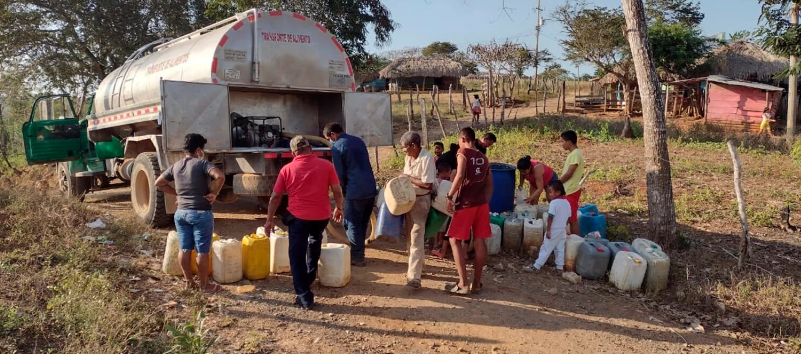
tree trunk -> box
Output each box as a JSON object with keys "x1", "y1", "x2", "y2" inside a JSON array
[
  {"x1": 560, "y1": 81, "x2": 567, "y2": 115},
  {"x1": 462, "y1": 86, "x2": 468, "y2": 112},
  {"x1": 727, "y1": 140, "x2": 751, "y2": 270},
  {"x1": 621, "y1": 0, "x2": 677, "y2": 246}
]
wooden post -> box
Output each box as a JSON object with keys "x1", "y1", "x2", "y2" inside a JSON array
[
  {"x1": 437, "y1": 84, "x2": 441, "y2": 107},
  {"x1": 420, "y1": 99, "x2": 428, "y2": 147},
  {"x1": 430, "y1": 85, "x2": 436, "y2": 115},
  {"x1": 416, "y1": 84, "x2": 420, "y2": 102},
  {"x1": 603, "y1": 87, "x2": 608, "y2": 113},
  {"x1": 561, "y1": 81, "x2": 567, "y2": 115},
  {"x1": 704, "y1": 81, "x2": 711, "y2": 123},
  {"x1": 542, "y1": 85, "x2": 547, "y2": 114},
  {"x1": 374, "y1": 146, "x2": 380, "y2": 173},
  {"x1": 395, "y1": 80, "x2": 401, "y2": 102},
  {"x1": 533, "y1": 80, "x2": 539, "y2": 115},
  {"x1": 406, "y1": 105, "x2": 412, "y2": 132},
  {"x1": 431, "y1": 92, "x2": 447, "y2": 138},
  {"x1": 672, "y1": 87, "x2": 679, "y2": 117},
  {"x1": 448, "y1": 84, "x2": 454, "y2": 115},
  {"x1": 462, "y1": 87, "x2": 468, "y2": 112},
  {"x1": 409, "y1": 90, "x2": 415, "y2": 118},
  {"x1": 664, "y1": 85, "x2": 670, "y2": 119},
  {"x1": 500, "y1": 92, "x2": 506, "y2": 125},
  {"x1": 481, "y1": 92, "x2": 488, "y2": 125},
  {"x1": 727, "y1": 140, "x2": 751, "y2": 270}
]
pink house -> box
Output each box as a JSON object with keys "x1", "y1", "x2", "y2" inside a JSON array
[{"x1": 666, "y1": 75, "x2": 783, "y2": 132}]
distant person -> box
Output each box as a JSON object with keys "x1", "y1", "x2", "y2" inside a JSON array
[
  {"x1": 324, "y1": 123, "x2": 377, "y2": 267},
  {"x1": 524, "y1": 180, "x2": 571, "y2": 272},
  {"x1": 759, "y1": 107, "x2": 776, "y2": 136},
  {"x1": 471, "y1": 94, "x2": 482, "y2": 123},
  {"x1": 263, "y1": 136, "x2": 344, "y2": 310},
  {"x1": 399, "y1": 131, "x2": 437, "y2": 289},
  {"x1": 475, "y1": 132, "x2": 496, "y2": 155},
  {"x1": 431, "y1": 161, "x2": 453, "y2": 259},
  {"x1": 516, "y1": 155, "x2": 559, "y2": 205},
  {"x1": 444, "y1": 127, "x2": 492, "y2": 295},
  {"x1": 558, "y1": 130, "x2": 585, "y2": 235},
  {"x1": 433, "y1": 141, "x2": 444, "y2": 163},
  {"x1": 155, "y1": 133, "x2": 225, "y2": 293}
]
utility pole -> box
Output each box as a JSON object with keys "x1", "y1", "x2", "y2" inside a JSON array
[
  {"x1": 789, "y1": 4, "x2": 799, "y2": 143},
  {"x1": 528, "y1": 0, "x2": 542, "y2": 113}
]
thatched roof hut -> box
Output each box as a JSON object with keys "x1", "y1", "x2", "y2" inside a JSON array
[
  {"x1": 380, "y1": 56, "x2": 465, "y2": 89},
  {"x1": 700, "y1": 41, "x2": 788, "y2": 83}
]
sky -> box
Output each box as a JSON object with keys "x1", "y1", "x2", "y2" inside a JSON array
[{"x1": 368, "y1": 0, "x2": 764, "y2": 76}]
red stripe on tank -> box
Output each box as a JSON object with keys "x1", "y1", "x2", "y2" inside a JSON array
[
  {"x1": 269, "y1": 11, "x2": 282, "y2": 16},
  {"x1": 233, "y1": 21, "x2": 244, "y2": 31},
  {"x1": 331, "y1": 37, "x2": 344, "y2": 52},
  {"x1": 218, "y1": 35, "x2": 228, "y2": 47},
  {"x1": 293, "y1": 13, "x2": 306, "y2": 21},
  {"x1": 346, "y1": 58, "x2": 353, "y2": 76},
  {"x1": 315, "y1": 23, "x2": 327, "y2": 33},
  {"x1": 211, "y1": 58, "x2": 218, "y2": 74}
]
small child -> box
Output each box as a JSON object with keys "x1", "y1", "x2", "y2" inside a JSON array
[
  {"x1": 758, "y1": 107, "x2": 776, "y2": 136},
  {"x1": 559, "y1": 130, "x2": 584, "y2": 235},
  {"x1": 432, "y1": 161, "x2": 452, "y2": 259},
  {"x1": 471, "y1": 94, "x2": 481, "y2": 123},
  {"x1": 524, "y1": 180, "x2": 571, "y2": 272}
]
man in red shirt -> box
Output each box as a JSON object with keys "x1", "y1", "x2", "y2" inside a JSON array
[
  {"x1": 264, "y1": 136, "x2": 344, "y2": 310},
  {"x1": 445, "y1": 127, "x2": 493, "y2": 295}
]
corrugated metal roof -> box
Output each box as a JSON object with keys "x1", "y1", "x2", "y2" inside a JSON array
[{"x1": 668, "y1": 75, "x2": 784, "y2": 92}]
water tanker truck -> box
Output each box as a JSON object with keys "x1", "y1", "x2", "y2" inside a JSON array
[{"x1": 21, "y1": 9, "x2": 392, "y2": 227}]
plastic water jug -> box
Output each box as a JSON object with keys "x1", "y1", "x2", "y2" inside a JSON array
[
  {"x1": 431, "y1": 180, "x2": 453, "y2": 216},
  {"x1": 384, "y1": 176, "x2": 416, "y2": 215},
  {"x1": 242, "y1": 233, "x2": 270, "y2": 280},
  {"x1": 269, "y1": 229, "x2": 290, "y2": 274},
  {"x1": 537, "y1": 204, "x2": 550, "y2": 219},
  {"x1": 318, "y1": 243, "x2": 351, "y2": 287},
  {"x1": 514, "y1": 204, "x2": 539, "y2": 219},
  {"x1": 584, "y1": 232, "x2": 609, "y2": 245},
  {"x1": 564, "y1": 234, "x2": 584, "y2": 272},
  {"x1": 191, "y1": 232, "x2": 221, "y2": 275},
  {"x1": 375, "y1": 187, "x2": 386, "y2": 209},
  {"x1": 256, "y1": 227, "x2": 267, "y2": 236},
  {"x1": 502, "y1": 217, "x2": 524, "y2": 251},
  {"x1": 522, "y1": 218, "x2": 544, "y2": 255},
  {"x1": 516, "y1": 188, "x2": 527, "y2": 206},
  {"x1": 637, "y1": 247, "x2": 670, "y2": 292},
  {"x1": 425, "y1": 208, "x2": 448, "y2": 239},
  {"x1": 578, "y1": 213, "x2": 607, "y2": 238},
  {"x1": 632, "y1": 238, "x2": 663, "y2": 252},
  {"x1": 162, "y1": 231, "x2": 182, "y2": 275},
  {"x1": 607, "y1": 242, "x2": 634, "y2": 269},
  {"x1": 212, "y1": 239, "x2": 243, "y2": 284},
  {"x1": 576, "y1": 241, "x2": 611, "y2": 280},
  {"x1": 487, "y1": 223, "x2": 502, "y2": 256},
  {"x1": 609, "y1": 251, "x2": 647, "y2": 291},
  {"x1": 376, "y1": 201, "x2": 405, "y2": 239},
  {"x1": 490, "y1": 213, "x2": 506, "y2": 229}
]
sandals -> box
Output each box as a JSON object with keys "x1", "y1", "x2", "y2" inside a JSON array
[{"x1": 444, "y1": 283, "x2": 470, "y2": 295}]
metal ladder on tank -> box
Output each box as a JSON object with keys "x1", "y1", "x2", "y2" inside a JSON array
[{"x1": 110, "y1": 38, "x2": 173, "y2": 110}]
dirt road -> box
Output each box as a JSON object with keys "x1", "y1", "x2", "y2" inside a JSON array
[{"x1": 85, "y1": 186, "x2": 748, "y2": 354}]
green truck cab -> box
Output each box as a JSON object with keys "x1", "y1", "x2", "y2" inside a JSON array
[{"x1": 22, "y1": 94, "x2": 126, "y2": 200}]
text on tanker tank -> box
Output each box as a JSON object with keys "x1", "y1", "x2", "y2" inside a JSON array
[
  {"x1": 146, "y1": 54, "x2": 190, "y2": 75},
  {"x1": 261, "y1": 32, "x2": 312, "y2": 44}
]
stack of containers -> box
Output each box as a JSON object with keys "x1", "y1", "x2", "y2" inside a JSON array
[{"x1": 632, "y1": 238, "x2": 670, "y2": 292}]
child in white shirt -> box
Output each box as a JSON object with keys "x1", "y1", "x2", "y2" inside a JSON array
[{"x1": 524, "y1": 180, "x2": 571, "y2": 271}]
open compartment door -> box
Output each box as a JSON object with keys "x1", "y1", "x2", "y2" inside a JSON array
[
  {"x1": 342, "y1": 92, "x2": 393, "y2": 146},
  {"x1": 22, "y1": 95, "x2": 85, "y2": 165},
  {"x1": 161, "y1": 80, "x2": 230, "y2": 152}
]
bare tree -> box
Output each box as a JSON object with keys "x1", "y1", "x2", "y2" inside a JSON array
[{"x1": 621, "y1": 0, "x2": 677, "y2": 245}]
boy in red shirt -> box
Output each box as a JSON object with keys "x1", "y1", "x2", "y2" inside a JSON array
[{"x1": 444, "y1": 127, "x2": 494, "y2": 295}]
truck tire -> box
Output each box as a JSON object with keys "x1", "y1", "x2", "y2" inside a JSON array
[
  {"x1": 233, "y1": 174, "x2": 276, "y2": 196},
  {"x1": 131, "y1": 152, "x2": 170, "y2": 228},
  {"x1": 57, "y1": 163, "x2": 90, "y2": 202}
]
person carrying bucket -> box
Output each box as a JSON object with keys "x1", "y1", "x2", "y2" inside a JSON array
[{"x1": 516, "y1": 156, "x2": 558, "y2": 205}]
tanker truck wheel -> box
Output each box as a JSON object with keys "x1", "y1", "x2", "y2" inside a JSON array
[
  {"x1": 57, "y1": 162, "x2": 90, "y2": 202},
  {"x1": 130, "y1": 153, "x2": 170, "y2": 228}
]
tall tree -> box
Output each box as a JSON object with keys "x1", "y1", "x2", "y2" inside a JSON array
[
  {"x1": 757, "y1": 0, "x2": 801, "y2": 143},
  {"x1": 205, "y1": 0, "x2": 396, "y2": 71},
  {"x1": 422, "y1": 42, "x2": 459, "y2": 57},
  {"x1": 648, "y1": 21, "x2": 710, "y2": 77},
  {"x1": 621, "y1": 0, "x2": 677, "y2": 245},
  {"x1": 645, "y1": 0, "x2": 704, "y2": 26}
]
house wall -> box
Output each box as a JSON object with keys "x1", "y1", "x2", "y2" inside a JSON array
[
  {"x1": 394, "y1": 77, "x2": 459, "y2": 90},
  {"x1": 706, "y1": 82, "x2": 781, "y2": 122}
]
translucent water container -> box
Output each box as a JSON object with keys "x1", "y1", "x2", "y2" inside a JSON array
[
  {"x1": 632, "y1": 238, "x2": 663, "y2": 253},
  {"x1": 490, "y1": 213, "x2": 506, "y2": 230},
  {"x1": 607, "y1": 242, "x2": 634, "y2": 269},
  {"x1": 431, "y1": 180, "x2": 453, "y2": 216},
  {"x1": 375, "y1": 187, "x2": 386, "y2": 209},
  {"x1": 522, "y1": 218, "x2": 544, "y2": 255},
  {"x1": 242, "y1": 233, "x2": 270, "y2": 280},
  {"x1": 162, "y1": 231, "x2": 183, "y2": 275},
  {"x1": 191, "y1": 232, "x2": 221, "y2": 275},
  {"x1": 376, "y1": 201, "x2": 405, "y2": 239},
  {"x1": 537, "y1": 204, "x2": 550, "y2": 219},
  {"x1": 609, "y1": 251, "x2": 647, "y2": 291},
  {"x1": 318, "y1": 243, "x2": 351, "y2": 287},
  {"x1": 502, "y1": 217, "x2": 524, "y2": 251},
  {"x1": 212, "y1": 239, "x2": 243, "y2": 284},
  {"x1": 578, "y1": 213, "x2": 607, "y2": 238},
  {"x1": 487, "y1": 223, "x2": 502, "y2": 255},
  {"x1": 270, "y1": 229, "x2": 291, "y2": 274},
  {"x1": 515, "y1": 188, "x2": 527, "y2": 206},
  {"x1": 564, "y1": 234, "x2": 585, "y2": 272},
  {"x1": 637, "y1": 246, "x2": 670, "y2": 292},
  {"x1": 514, "y1": 204, "x2": 539, "y2": 219},
  {"x1": 576, "y1": 241, "x2": 611, "y2": 280},
  {"x1": 583, "y1": 232, "x2": 609, "y2": 245},
  {"x1": 384, "y1": 176, "x2": 416, "y2": 215},
  {"x1": 256, "y1": 227, "x2": 267, "y2": 236}
]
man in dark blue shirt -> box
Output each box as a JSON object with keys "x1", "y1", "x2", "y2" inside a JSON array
[{"x1": 324, "y1": 123, "x2": 377, "y2": 267}]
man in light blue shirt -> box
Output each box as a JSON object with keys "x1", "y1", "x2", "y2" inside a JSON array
[{"x1": 324, "y1": 123, "x2": 377, "y2": 267}]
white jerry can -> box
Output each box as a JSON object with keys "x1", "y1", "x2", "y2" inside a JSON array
[
  {"x1": 212, "y1": 239, "x2": 243, "y2": 284},
  {"x1": 318, "y1": 243, "x2": 351, "y2": 287}
]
